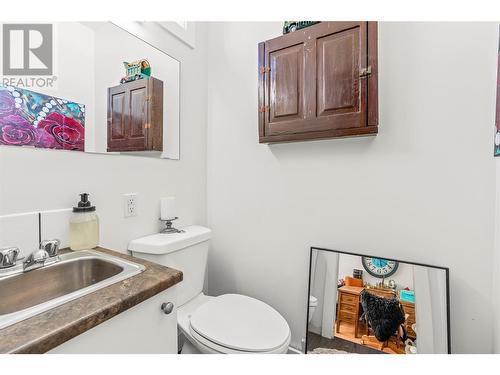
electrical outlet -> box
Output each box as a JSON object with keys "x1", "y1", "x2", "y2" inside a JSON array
[{"x1": 123, "y1": 193, "x2": 137, "y2": 217}]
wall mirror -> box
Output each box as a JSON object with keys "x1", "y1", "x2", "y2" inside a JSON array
[
  {"x1": 0, "y1": 22, "x2": 180, "y2": 159},
  {"x1": 306, "y1": 248, "x2": 450, "y2": 354}
]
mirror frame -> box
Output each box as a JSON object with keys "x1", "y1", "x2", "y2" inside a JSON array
[{"x1": 305, "y1": 246, "x2": 451, "y2": 354}]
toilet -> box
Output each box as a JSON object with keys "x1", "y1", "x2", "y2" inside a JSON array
[
  {"x1": 308, "y1": 295, "x2": 318, "y2": 323},
  {"x1": 128, "y1": 225, "x2": 291, "y2": 354}
]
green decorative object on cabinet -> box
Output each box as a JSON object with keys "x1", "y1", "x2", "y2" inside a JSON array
[
  {"x1": 120, "y1": 59, "x2": 151, "y2": 84},
  {"x1": 282, "y1": 21, "x2": 319, "y2": 34}
]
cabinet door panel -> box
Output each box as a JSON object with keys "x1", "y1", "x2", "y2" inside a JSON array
[
  {"x1": 107, "y1": 80, "x2": 147, "y2": 152},
  {"x1": 264, "y1": 40, "x2": 309, "y2": 136},
  {"x1": 317, "y1": 28, "x2": 359, "y2": 116},
  {"x1": 109, "y1": 90, "x2": 126, "y2": 141},
  {"x1": 314, "y1": 24, "x2": 366, "y2": 130},
  {"x1": 269, "y1": 44, "x2": 303, "y2": 121},
  {"x1": 129, "y1": 86, "x2": 148, "y2": 141}
]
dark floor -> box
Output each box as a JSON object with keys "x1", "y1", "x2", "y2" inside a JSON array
[{"x1": 306, "y1": 331, "x2": 383, "y2": 354}]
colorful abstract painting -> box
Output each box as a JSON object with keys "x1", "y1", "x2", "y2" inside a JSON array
[
  {"x1": 494, "y1": 25, "x2": 500, "y2": 156},
  {"x1": 0, "y1": 86, "x2": 85, "y2": 151}
]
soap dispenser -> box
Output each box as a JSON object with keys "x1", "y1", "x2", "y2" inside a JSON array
[{"x1": 69, "y1": 193, "x2": 99, "y2": 250}]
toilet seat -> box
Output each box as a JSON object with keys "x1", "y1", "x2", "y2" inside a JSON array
[
  {"x1": 189, "y1": 325, "x2": 290, "y2": 354},
  {"x1": 188, "y1": 294, "x2": 291, "y2": 354}
]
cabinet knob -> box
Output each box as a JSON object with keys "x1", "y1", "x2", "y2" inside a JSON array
[{"x1": 161, "y1": 302, "x2": 174, "y2": 315}]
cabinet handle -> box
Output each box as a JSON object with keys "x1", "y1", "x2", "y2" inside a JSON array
[
  {"x1": 161, "y1": 302, "x2": 174, "y2": 315},
  {"x1": 359, "y1": 66, "x2": 372, "y2": 79}
]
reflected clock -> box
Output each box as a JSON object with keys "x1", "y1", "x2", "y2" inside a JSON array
[{"x1": 361, "y1": 257, "x2": 399, "y2": 278}]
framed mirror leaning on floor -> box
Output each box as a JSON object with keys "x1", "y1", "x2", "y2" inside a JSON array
[{"x1": 305, "y1": 247, "x2": 450, "y2": 354}]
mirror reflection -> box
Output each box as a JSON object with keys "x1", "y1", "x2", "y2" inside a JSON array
[
  {"x1": 307, "y1": 249, "x2": 450, "y2": 354},
  {"x1": 0, "y1": 22, "x2": 180, "y2": 159}
]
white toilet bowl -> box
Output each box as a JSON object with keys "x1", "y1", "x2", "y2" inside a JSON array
[{"x1": 178, "y1": 293, "x2": 291, "y2": 354}]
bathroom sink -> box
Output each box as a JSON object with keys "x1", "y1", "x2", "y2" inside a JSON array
[{"x1": 0, "y1": 250, "x2": 145, "y2": 329}]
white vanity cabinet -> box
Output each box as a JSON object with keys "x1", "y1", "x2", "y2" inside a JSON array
[{"x1": 49, "y1": 286, "x2": 178, "y2": 354}]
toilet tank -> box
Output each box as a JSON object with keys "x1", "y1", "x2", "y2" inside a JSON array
[{"x1": 128, "y1": 225, "x2": 211, "y2": 307}]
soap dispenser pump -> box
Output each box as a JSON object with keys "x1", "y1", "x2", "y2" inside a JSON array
[{"x1": 69, "y1": 193, "x2": 99, "y2": 250}]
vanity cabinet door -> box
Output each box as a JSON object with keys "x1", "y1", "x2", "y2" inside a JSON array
[
  {"x1": 107, "y1": 77, "x2": 163, "y2": 152},
  {"x1": 48, "y1": 286, "x2": 178, "y2": 354},
  {"x1": 258, "y1": 22, "x2": 378, "y2": 143}
]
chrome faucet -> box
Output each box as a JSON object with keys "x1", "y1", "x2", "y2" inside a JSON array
[
  {"x1": 0, "y1": 247, "x2": 20, "y2": 269},
  {"x1": 23, "y1": 249, "x2": 49, "y2": 272},
  {"x1": 40, "y1": 239, "x2": 61, "y2": 258},
  {"x1": 0, "y1": 239, "x2": 61, "y2": 275},
  {"x1": 23, "y1": 239, "x2": 61, "y2": 272}
]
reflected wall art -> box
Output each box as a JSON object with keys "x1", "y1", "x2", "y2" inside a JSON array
[{"x1": 0, "y1": 86, "x2": 85, "y2": 151}]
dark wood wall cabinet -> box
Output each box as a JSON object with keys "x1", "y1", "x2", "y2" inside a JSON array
[
  {"x1": 107, "y1": 77, "x2": 163, "y2": 152},
  {"x1": 258, "y1": 22, "x2": 378, "y2": 143}
]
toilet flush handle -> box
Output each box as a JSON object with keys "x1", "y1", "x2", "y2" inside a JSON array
[{"x1": 161, "y1": 302, "x2": 174, "y2": 315}]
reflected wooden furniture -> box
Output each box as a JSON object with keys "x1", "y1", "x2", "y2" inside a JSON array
[
  {"x1": 107, "y1": 77, "x2": 163, "y2": 152},
  {"x1": 336, "y1": 286, "x2": 363, "y2": 338},
  {"x1": 400, "y1": 300, "x2": 416, "y2": 339},
  {"x1": 344, "y1": 276, "x2": 363, "y2": 287},
  {"x1": 335, "y1": 285, "x2": 416, "y2": 348}
]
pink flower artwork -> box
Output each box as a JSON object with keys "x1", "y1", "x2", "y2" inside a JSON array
[{"x1": 0, "y1": 86, "x2": 85, "y2": 151}]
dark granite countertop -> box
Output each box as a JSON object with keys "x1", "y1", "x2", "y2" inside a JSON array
[{"x1": 0, "y1": 247, "x2": 182, "y2": 354}]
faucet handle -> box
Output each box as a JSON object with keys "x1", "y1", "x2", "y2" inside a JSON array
[
  {"x1": 40, "y1": 239, "x2": 61, "y2": 258},
  {"x1": 0, "y1": 247, "x2": 20, "y2": 268},
  {"x1": 23, "y1": 249, "x2": 49, "y2": 272}
]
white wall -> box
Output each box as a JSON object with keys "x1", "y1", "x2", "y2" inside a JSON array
[
  {"x1": 0, "y1": 23, "x2": 208, "y2": 253},
  {"x1": 206, "y1": 22, "x2": 498, "y2": 353},
  {"x1": 54, "y1": 23, "x2": 96, "y2": 152}
]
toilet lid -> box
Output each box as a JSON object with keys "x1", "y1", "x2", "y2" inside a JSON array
[{"x1": 189, "y1": 294, "x2": 290, "y2": 352}]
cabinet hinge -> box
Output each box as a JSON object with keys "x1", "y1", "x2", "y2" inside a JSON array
[
  {"x1": 259, "y1": 106, "x2": 269, "y2": 113},
  {"x1": 260, "y1": 66, "x2": 271, "y2": 74},
  {"x1": 359, "y1": 66, "x2": 372, "y2": 79},
  {"x1": 145, "y1": 95, "x2": 151, "y2": 101},
  {"x1": 144, "y1": 123, "x2": 151, "y2": 129}
]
